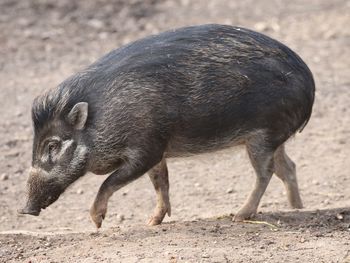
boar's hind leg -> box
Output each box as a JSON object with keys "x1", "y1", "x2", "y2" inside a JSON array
[
  {"x1": 147, "y1": 158, "x2": 171, "y2": 226},
  {"x1": 90, "y1": 151, "x2": 163, "y2": 228},
  {"x1": 274, "y1": 144, "x2": 303, "y2": 209},
  {"x1": 234, "y1": 140, "x2": 275, "y2": 222}
]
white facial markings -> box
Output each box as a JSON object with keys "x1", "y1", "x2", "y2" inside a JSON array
[
  {"x1": 40, "y1": 153, "x2": 50, "y2": 164},
  {"x1": 30, "y1": 166, "x2": 40, "y2": 176},
  {"x1": 40, "y1": 137, "x2": 74, "y2": 164},
  {"x1": 70, "y1": 144, "x2": 88, "y2": 169},
  {"x1": 56, "y1": 139, "x2": 74, "y2": 160},
  {"x1": 30, "y1": 166, "x2": 49, "y2": 178}
]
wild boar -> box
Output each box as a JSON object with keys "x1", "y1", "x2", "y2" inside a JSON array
[{"x1": 19, "y1": 24, "x2": 315, "y2": 228}]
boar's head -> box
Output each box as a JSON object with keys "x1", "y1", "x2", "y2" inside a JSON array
[{"x1": 19, "y1": 90, "x2": 90, "y2": 216}]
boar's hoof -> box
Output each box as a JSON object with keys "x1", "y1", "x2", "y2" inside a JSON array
[
  {"x1": 147, "y1": 206, "x2": 171, "y2": 226},
  {"x1": 147, "y1": 216, "x2": 163, "y2": 226},
  {"x1": 91, "y1": 213, "x2": 105, "y2": 229},
  {"x1": 233, "y1": 212, "x2": 256, "y2": 222},
  {"x1": 90, "y1": 206, "x2": 106, "y2": 229}
]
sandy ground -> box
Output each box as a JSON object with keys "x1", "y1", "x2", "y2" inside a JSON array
[{"x1": 0, "y1": 0, "x2": 349, "y2": 262}]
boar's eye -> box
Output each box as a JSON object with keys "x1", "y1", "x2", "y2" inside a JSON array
[{"x1": 47, "y1": 140, "x2": 60, "y2": 157}]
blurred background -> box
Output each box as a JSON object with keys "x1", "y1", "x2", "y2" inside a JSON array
[{"x1": 0, "y1": 0, "x2": 349, "y2": 261}]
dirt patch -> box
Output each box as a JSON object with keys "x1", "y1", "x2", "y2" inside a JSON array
[
  {"x1": 0, "y1": 0, "x2": 349, "y2": 262},
  {"x1": 1, "y1": 209, "x2": 350, "y2": 262}
]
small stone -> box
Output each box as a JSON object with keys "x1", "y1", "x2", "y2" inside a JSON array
[
  {"x1": 323, "y1": 30, "x2": 337, "y2": 40},
  {"x1": 1, "y1": 174, "x2": 9, "y2": 181},
  {"x1": 267, "y1": 240, "x2": 275, "y2": 245},
  {"x1": 202, "y1": 253, "x2": 210, "y2": 258},
  {"x1": 270, "y1": 21, "x2": 280, "y2": 32},
  {"x1": 338, "y1": 139, "x2": 346, "y2": 145},
  {"x1": 117, "y1": 214, "x2": 125, "y2": 222},
  {"x1": 300, "y1": 237, "x2": 306, "y2": 243},
  {"x1": 17, "y1": 18, "x2": 33, "y2": 27},
  {"x1": 312, "y1": 180, "x2": 319, "y2": 185},
  {"x1": 88, "y1": 19, "x2": 104, "y2": 29},
  {"x1": 76, "y1": 189, "x2": 84, "y2": 195},
  {"x1": 98, "y1": 32, "x2": 109, "y2": 40},
  {"x1": 226, "y1": 188, "x2": 234, "y2": 194},
  {"x1": 180, "y1": 0, "x2": 190, "y2": 6},
  {"x1": 336, "y1": 213, "x2": 344, "y2": 220},
  {"x1": 15, "y1": 111, "x2": 23, "y2": 117},
  {"x1": 254, "y1": 22, "x2": 268, "y2": 31},
  {"x1": 323, "y1": 199, "x2": 330, "y2": 205}
]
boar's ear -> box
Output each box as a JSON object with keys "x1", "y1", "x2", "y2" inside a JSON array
[{"x1": 67, "y1": 102, "x2": 88, "y2": 130}]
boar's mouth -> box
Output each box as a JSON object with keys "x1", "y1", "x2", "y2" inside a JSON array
[
  {"x1": 18, "y1": 204, "x2": 41, "y2": 216},
  {"x1": 18, "y1": 193, "x2": 61, "y2": 216}
]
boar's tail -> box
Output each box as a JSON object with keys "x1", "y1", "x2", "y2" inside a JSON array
[
  {"x1": 298, "y1": 112, "x2": 311, "y2": 133},
  {"x1": 298, "y1": 69, "x2": 316, "y2": 133}
]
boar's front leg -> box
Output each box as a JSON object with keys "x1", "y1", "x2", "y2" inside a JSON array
[
  {"x1": 147, "y1": 158, "x2": 171, "y2": 226},
  {"x1": 90, "y1": 150, "x2": 163, "y2": 228}
]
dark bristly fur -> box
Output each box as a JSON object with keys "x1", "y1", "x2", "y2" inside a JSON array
[{"x1": 21, "y1": 24, "x2": 315, "y2": 227}]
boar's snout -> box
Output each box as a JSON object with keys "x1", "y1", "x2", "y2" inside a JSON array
[
  {"x1": 18, "y1": 203, "x2": 41, "y2": 216},
  {"x1": 19, "y1": 167, "x2": 63, "y2": 217}
]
